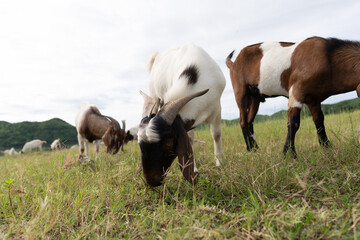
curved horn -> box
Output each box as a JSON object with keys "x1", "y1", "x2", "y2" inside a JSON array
[
  {"x1": 140, "y1": 90, "x2": 156, "y2": 118},
  {"x1": 121, "y1": 120, "x2": 126, "y2": 131},
  {"x1": 140, "y1": 91, "x2": 161, "y2": 118},
  {"x1": 157, "y1": 89, "x2": 209, "y2": 125}
]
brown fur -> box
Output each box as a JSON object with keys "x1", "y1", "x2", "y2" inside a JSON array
[
  {"x1": 175, "y1": 117, "x2": 197, "y2": 185},
  {"x1": 227, "y1": 36, "x2": 360, "y2": 156},
  {"x1": 78, "y1": 108, "x2": 127, "y2": 154}
]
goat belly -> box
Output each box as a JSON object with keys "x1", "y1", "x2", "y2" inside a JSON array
[{"x1": 83, "y1": 130, "x2": 100, "y2": 143}]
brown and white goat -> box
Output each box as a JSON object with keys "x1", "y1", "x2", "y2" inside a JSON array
[
  {"x1": 75, "y1": 103, "x2": 127, "y2": 156},
  {"x1": 226, "y1": 37, "x2": 360, "y2": 157}
]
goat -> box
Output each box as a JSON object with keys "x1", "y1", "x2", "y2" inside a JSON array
[
  {"x1": 70, "y1": 144, "x2": 78, "y2": 150},
  {"x1": 75, "y1": 102, "x2": 127, "y2": 156},
  {"x1": 50, "y1": 138, "x2": 61, "y2": 150},
  {"x1": 21, "y1": 139, "x2": 47, "y2": 153},
  {"x1": 124, "y1": 125, "x2": 139, "y2": 144},
  {"x1": 138, "y1": 42, "x2": 226, "y2": 187},
  {"x1": 2, "y1": 147, "x2": 18, "y2": 155},
  {"x1": 226, "y1": 37, "x2": 360, "y2": 157}
]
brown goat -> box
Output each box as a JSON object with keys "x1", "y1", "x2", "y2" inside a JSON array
[
  {"x1": 75, "y1": 103, "x2": 127, "y2": 156},
  {"x1": 226, "y1": 37, "x2": 360, "y2": 157}
]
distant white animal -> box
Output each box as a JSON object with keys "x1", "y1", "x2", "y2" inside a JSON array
[
  {"x1": 21, "y1": 139, "x2": 47, "y2": 153},
  {"x1": 50, "y1": 138, "x2": 61, "y2": 150},
  {"x1": 2, "y1": 147, "x2": 18, "y2": 155},
  {"x1": 70, "y1": 144, "x2": 78, "y2": 149},
  {"x1": 124, "y1": 125, "x2": 139, "y2": 143}
]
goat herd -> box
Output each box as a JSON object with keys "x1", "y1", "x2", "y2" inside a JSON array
[
  {"x1": 6, "y1": 36, "x2": 360, "y2": 187},
  {"x1": 2, "y1": 139, "x2": 60, "y2": 156}
]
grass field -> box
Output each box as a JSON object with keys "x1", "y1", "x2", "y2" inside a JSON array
[{"x1": 1, "y1": 110, "x2": 360, "y2": 239}]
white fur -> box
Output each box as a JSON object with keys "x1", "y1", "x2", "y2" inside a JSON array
[
  {"x1": 128, "y1": 126, "x2": 139, "y2": 140},
  {"x1": 22, "y1": 139, "x2": 46, "y2": 153},
  {"x1": 143, "y1": 42, "x2": 226, "y2": 166},
  {"x1": 50, "y1": 138, "x2": 61, "y2": 150},
  {"x1": 259, "y1": 41, "x2": 300, "y2": 97},
  {"x1": 138, "y1": 120, "x2": 160, "y2": 143},
  {"x1": 148, "y1": 42, "x2": 226, "y2": 127},
  {"x1": 145, "y1": 119, "x2": 161, "y2": 143},
  {"x1": 288, "y1": 86, "x2": 303, "y2": 109},
  {"x1": 75, "y1": 102, "x2": 96, "y2": 131},
  {"x1": 137, "y1": 125, "x2": 147, "y2": 143},
  {"x1": 3, "y1": 147, "x2": 18, "y2": 155},
  {"x1": 75, "y1": 102, "x2": 106, "y2": 157}
]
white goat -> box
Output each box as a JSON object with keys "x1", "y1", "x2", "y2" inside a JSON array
[
  {"x1": 50, "y1": 138, "x2": 61, "y2": 150},
  {"x1": 138, "y1": 42, "x2": 226, "y2": 186},
  {"x1": 21, "y1": 139, "x2": 47, "y2": 153},
  {"x1": 124, "y1": 125, "x2": 139, "y2": 143},
  {"x1": 2, "y1": 147, "x2": 18, "y2": 155},
  {"x1": 70, "y1": 144, "x2": 78, "y2": 150}
]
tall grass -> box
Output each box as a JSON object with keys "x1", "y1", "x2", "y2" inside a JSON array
[{"x1": 1, "y1": 110, "x2": 360, "y2": 239}]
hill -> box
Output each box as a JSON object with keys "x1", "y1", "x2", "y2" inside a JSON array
[
  {"x1": 194, "y1": 97, "x2": 360, "y2": 129},
  {"x1": 0, "y1": 118, "x2": 77, "y2": 151},
  {"x1": 219, "y1": 97, "x2": 360, "y2": 127},
  {"x1": 1, "y1": 98, "x2": 359, "y2": 150}
]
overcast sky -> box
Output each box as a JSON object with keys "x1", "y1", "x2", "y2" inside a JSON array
[{"x1": 1, "y1": 0, "x2": 359, "y2": 127}]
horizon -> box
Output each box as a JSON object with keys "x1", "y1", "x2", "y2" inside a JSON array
[{"x1": 2, "y1": 96, "x2": 359, "y2": 127}]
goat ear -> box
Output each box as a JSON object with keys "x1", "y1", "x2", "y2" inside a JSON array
[
  {"x1": 102, "y1": 126, "x2": 113, "y2": 146},
  {"x1": 174, "y1": 118, "x2": 197, "y2": 185},
  {"x1": 140, "y1": 90, "x2": 161, "y2": 118}
]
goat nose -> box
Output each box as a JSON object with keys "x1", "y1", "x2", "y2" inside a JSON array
[
  {"x1": 147, "y1": 179, "x2": 163, "y2": 187},
  {"x1": 145, "y1": 175, "x2": 164, "y2": 187}
]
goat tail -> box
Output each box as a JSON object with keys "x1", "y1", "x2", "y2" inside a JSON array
[
  {"x1": 226, "y1": 50, "x2": 235, "y2": 69},
  {"x1": 148, "y1": 52, "x2": 159, "y2": 73}
]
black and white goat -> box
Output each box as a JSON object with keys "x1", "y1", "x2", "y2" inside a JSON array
[
  {"x1": 75, "y1": 103, "x2": 127, "y2": 156},
  {"x1": 138, "y1": 43, "x2": 226, "y2": 187}
]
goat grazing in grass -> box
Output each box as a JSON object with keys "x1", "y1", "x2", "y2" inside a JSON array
[
  {"x1": 138, "y1": 42, "x2": 226, "y2": 186},
  {"x1": 226, "y1": 37, "x2": 360, "y2": 157},
  {"x1": 50, "y1": 138, "x2": 61, "y2": 150},
  {"x1": 2, "y1": 147, "x2": 18, "y2": 155},
  {"x1": 21, "y1": 139, "x2": 47, "y2": 153},
  {"x1": 75, "y1": 102, "x2": 127, "y2": 157}
]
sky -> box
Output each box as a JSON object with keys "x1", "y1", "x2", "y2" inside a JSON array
[{"x1": 1, "y1": 0, "x2": 360, "y2": 128}]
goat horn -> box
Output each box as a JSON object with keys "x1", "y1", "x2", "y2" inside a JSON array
[
  {"x1": 140, "y1": 91, "x2": 160, "y2": 118},
  {"x1": 157, "y1": 89, "x2": 209, "y2": 125},
  {"x1": 121, "y1": 120, "x2": 126, "y2": 130}
]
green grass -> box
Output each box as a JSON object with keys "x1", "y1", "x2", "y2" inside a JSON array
[{"x1": 1, "y1": 110, "x2": 360, "y2": 239}]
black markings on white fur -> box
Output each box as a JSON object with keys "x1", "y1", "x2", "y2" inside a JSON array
[{"x1": 180, "y1": 65, "x2": 199, "y2": 85}]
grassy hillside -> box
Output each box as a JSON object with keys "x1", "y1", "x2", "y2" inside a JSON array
[
  {"x1": 1, "y1": 98, "x2": 359, "y2": 150},
  {"x1": 1, "y1": 109, "x2": 360, "y2": 239},
  {"x1": 0, "y1": 118, "x2": 77, "y2": 151},
  {"x1": 219, "y1": 97, "x2": 360, "y2": 127}
]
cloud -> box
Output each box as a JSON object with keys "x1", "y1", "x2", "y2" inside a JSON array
[{"x1": 0, "y1": 0, "x2": 360, "y2": 128}]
